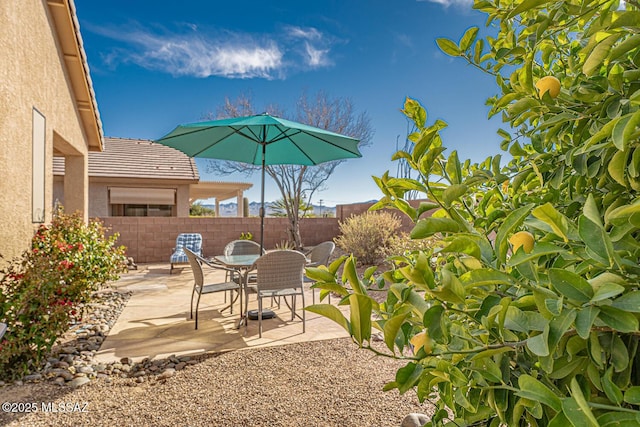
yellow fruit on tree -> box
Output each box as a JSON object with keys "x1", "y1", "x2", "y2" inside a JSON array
[
  {"x1": 509, "y1": 231, "x2": 535, "y2": 254},
  {"x1": 535, "y1": 76, "x2": 561, "y2": 99}
]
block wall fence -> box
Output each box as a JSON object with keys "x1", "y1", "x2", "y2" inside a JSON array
[{"x1": 100, "y1": 200, "x2": 430, "y2": 263}]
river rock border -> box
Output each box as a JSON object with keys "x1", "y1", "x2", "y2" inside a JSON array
[{"x1": 1, "y1": 288, "x2": 197, "y2": 388}]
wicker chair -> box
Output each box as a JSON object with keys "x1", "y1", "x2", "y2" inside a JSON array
[
  {"x1": 246, "y1": 250, "x2": 307, "y2": 337},
  {"x1": 185, "y1": 248, "x2": 241, "y2": 330},
  {"x1": 224, "y1": 239, "x2": 264, "y2": 256},
  {"x1": 304, "y1": 241, "x2": 336, "y2": 304},
  {"x1": 169, "y1": 233, "x2": 203, "y2": 274},
  {"x1": 223, "y1": 239, "x2": 264, "y2": 285}
]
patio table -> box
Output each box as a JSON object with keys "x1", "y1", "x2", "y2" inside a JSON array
[{"x1": 212, "y1": 254, "x2": 262, "y2": 328}]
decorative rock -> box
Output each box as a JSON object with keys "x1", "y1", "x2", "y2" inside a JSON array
[
  {"x1": 158, "y1": 368, "x2": 175, "y2": 380},
  {"x1": 401, "y1": 413, "x2": 430, "y2": 427},
  {"x1": 120, "y1": 357, "x2": 133, "y2": 365},
  {"x1": 61, "y1": 346, "x2": 77, "y2": 354},
  {"x1": 175, "y1": 362, "x2": 186, "y2": 371},
  {"x1": 24, "y1": 373, "x2": 42, "y2": 382},
  {"x1": 78, "y1": 366, "x2": 94, "y2": 374},
  {"x1": 68, "y1": 376, "x2": 91, "y2": 388}
]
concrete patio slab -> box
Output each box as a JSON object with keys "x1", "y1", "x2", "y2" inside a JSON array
[{"x1": 94, "y1": 263, "x2": 350, "y2": 364}]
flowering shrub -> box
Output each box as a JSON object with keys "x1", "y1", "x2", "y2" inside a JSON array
[
  {"x1": 0, "y1": 209, "x2": 126, "y2": 379},
  {"x1": 335, "y1": 211, "x2": 401, "y2": 266}
]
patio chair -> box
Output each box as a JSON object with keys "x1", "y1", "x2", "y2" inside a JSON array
[
  {"x1": 170, "y1": 233, "x2": 203, "y2": 274},
  {"x1": 304, "y1": 241, "x2": 336, "y2": 304},
  {"x1": 184, "y1": 248, "x2": 241, "y2": 330},
  {"x1": 247, "y1": 250, "x2": 307, "y2": 338},
  {"x1": 223, "y1": 239, "x2": 264, "y2": 285}
]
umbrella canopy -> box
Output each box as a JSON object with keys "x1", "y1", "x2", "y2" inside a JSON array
[{"x1": 155, "y1": 113, "x2": 362, "y2": 250}]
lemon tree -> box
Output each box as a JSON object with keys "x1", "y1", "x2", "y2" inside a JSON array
[{"x1": 307, "y1": 0, "x2": 640, "y2": 425}]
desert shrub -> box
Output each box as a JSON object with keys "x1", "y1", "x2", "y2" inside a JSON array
[
  {"x1": 0, "y1": 209, "x2": 126, "y2": 379},
  {"x1": 335, "y1": 211, "x2": 401, "y2": 265},
  {"x1": 189, "y1": 203, "x2": 215, "y2": 217},
  {"x1": 308, "y1": 0, "x2": 640, "y2": 425},
  {"x1": 379, "y1": 232, "x2": 440, "y2": 262}
]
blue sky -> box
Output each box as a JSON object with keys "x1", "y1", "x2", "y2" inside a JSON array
[{"x1": 75, "y1": 0, "x2": 503, "y2": 207}]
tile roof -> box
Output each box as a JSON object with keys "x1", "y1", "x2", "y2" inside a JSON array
[{"x1": 53, "y1": 137, "x2": 199, "y2": 181}]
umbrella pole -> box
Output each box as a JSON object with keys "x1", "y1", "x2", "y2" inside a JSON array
[{"x1": 260, "y1": 141, "x2": 266, "y2": 253}]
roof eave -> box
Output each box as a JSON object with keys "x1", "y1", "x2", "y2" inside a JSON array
[{"x1": 47, "y1": 0, "x2": 104, "y2": 152}]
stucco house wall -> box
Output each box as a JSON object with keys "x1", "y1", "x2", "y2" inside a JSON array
[{"x1": 0, "y1": 0, "x2": 102, "y2": 261}]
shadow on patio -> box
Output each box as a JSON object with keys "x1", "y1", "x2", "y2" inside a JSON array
[{"x1": 93, "y1": 263, "x2": 349, "y2": 364}]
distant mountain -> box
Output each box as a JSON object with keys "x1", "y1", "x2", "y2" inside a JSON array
[{"x1": 201, "y1": 202, "x2": 336, "y2": 217}]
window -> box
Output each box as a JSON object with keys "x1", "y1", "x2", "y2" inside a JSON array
[{"x1": 110, "y1": 204, "x2": 173, "y2": 217}]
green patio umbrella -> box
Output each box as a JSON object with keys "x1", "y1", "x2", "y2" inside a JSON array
[{"x1": 155, "y1": 113, "x2": 362, "y2": 251}]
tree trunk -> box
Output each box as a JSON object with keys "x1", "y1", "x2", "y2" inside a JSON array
[{"x1": 288, "y1": 213, "x2": 302, "y2": 250}]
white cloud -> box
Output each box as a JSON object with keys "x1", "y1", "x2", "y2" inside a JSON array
[
  {"x1": 286, "y1": 26, "x2": 322, "y2": 41},
  {"x1": 86, "y1": 23, "x2": 335, "y2": 79},
  {"x1": 285, "y1": 26, "x2": 334, "y2": 68},
  {"x1": 304, "y1": 42, "x2": 331, "y2": 67},
  {"x1": 418, "y1": 0, "x2": 473, "y2": 8}
]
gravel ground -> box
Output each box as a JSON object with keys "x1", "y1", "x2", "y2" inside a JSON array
[{"x1": 0, "y1": 338, "x2": 433, "y2": 426}]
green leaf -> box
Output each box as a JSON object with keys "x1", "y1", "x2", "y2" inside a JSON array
[
  {"x1": 505, "y1": 306, "x2": 548, "y2": 332},
  {"x1": 440, "y1": 236, "x2": 482, "y2": 260},
  {"x1": 516, "y1": 374, "x2": 562, "y2": 412},
  {"x1": 579, "y1": 215, "x2": 615, "y2": 266},
  {"x1": 436, "y1": 38, "x2": 461, "y2": 56},
  {"x1": 591, "y1": 283, "x2": 625, "y2": 302},
  {"x1": 614, "y1": 111, "x2": 640, "y2": 151},
  {"x1": 602, "y1": 366, "x2": 623, "y2": 405},
  {"x1": 608, "y1": 150, "x2": 627, "y2": 187},
  {"x1": 436, "y1": 269, "x2": 466, "y2": 305},
  {"x1": 548, "y1": 309, "x2": 577, "y2": 352},
  {"x1": 563, "y1": 378, "x2": 600, "y2": 427},
  {"x1": 612, "y1": 291, "x2": 640, "y2": 313},
  {"x1": 459, "y1": 27, "x2": 479, "y2": 51},
  {"x1": 549, "y1": 412, "x2": 571, "y2": 427},
  {"x1": 623, "y1": 386, "x2": 640, "y2": 405},
  {"x1": 611, "y1": 335, "x2": 629, "y2": 373},
  {"x1": 508, "y1": 242, "x2": 566, "y2": 266},
  {"x1": 343, "y1": 256, "x2": 365, "y2": 294},
  {"x1": 583, "y1": 193, "x2": 602, "y2": 227},
  {"x1": 584, "y1": 33, "x2": 621, "y2": 76},
  {"x1": 382, "y1": 312, "x2": 409, "y2": 352},
  {"x1": 423, "y1": 305, "x2": 445, "y2": 341},
  {"x1": 612, "y1": 114, "x2": 631, "y2": 152},
  {"x1": 495, "y1": 204, "x2": 535, "y2": 264},
  {"x1": 549, "y1": 268, "x2": 594, "y2": 303},
  {"x1": 305, "y1": 304, "x2": 350, "y2": 334},
  {"x1": 598, "y1": 305, "x2": 639, "y2": 333},
  {"x1": 526, "y1": 325, "x2": 550, "y2": 356},
  {"x1": 446, "y1": 151, "x2": 462, "y2": 185},
  {"x1": 410, "y1": 217, "x2": 461, "y2": 238},
  {"x1": 532, "y1": 203, "x2": 571, "y2": 242},
  {"x1": 507, "y1": 0, "x2": 553, "y2": 19},
  {"x1": 390, "y1": 283, "x2": 430, "y2": 319},
  {"x1": 305, "y1": 266, "x2": 338, "y2": 283},
  {"x1": 394, "y1": 362, "x2": 424, "y2": 394},
  {"x1": 442, "y1": 184, "x2": 468, "y2": 207},
  {"x1": 460, "y1": 268, "x2": 514, "y2": 288},
  {"x1": 597, "y1": 411, "x2": 640, "y2": 427},
  {"x1": 607, "y1": 200, "x2": 640, "y2": 225},
  {"x1": 349, "y1": 294, "x2": 372, "y2": 345}
]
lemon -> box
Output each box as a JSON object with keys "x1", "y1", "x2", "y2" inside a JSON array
[
  {"x1": 535, "y1": 76, "x2": 561, "y2": 99},
  {"x1": 509, "y1": 231, "x2": 535, "y2": 254}
]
